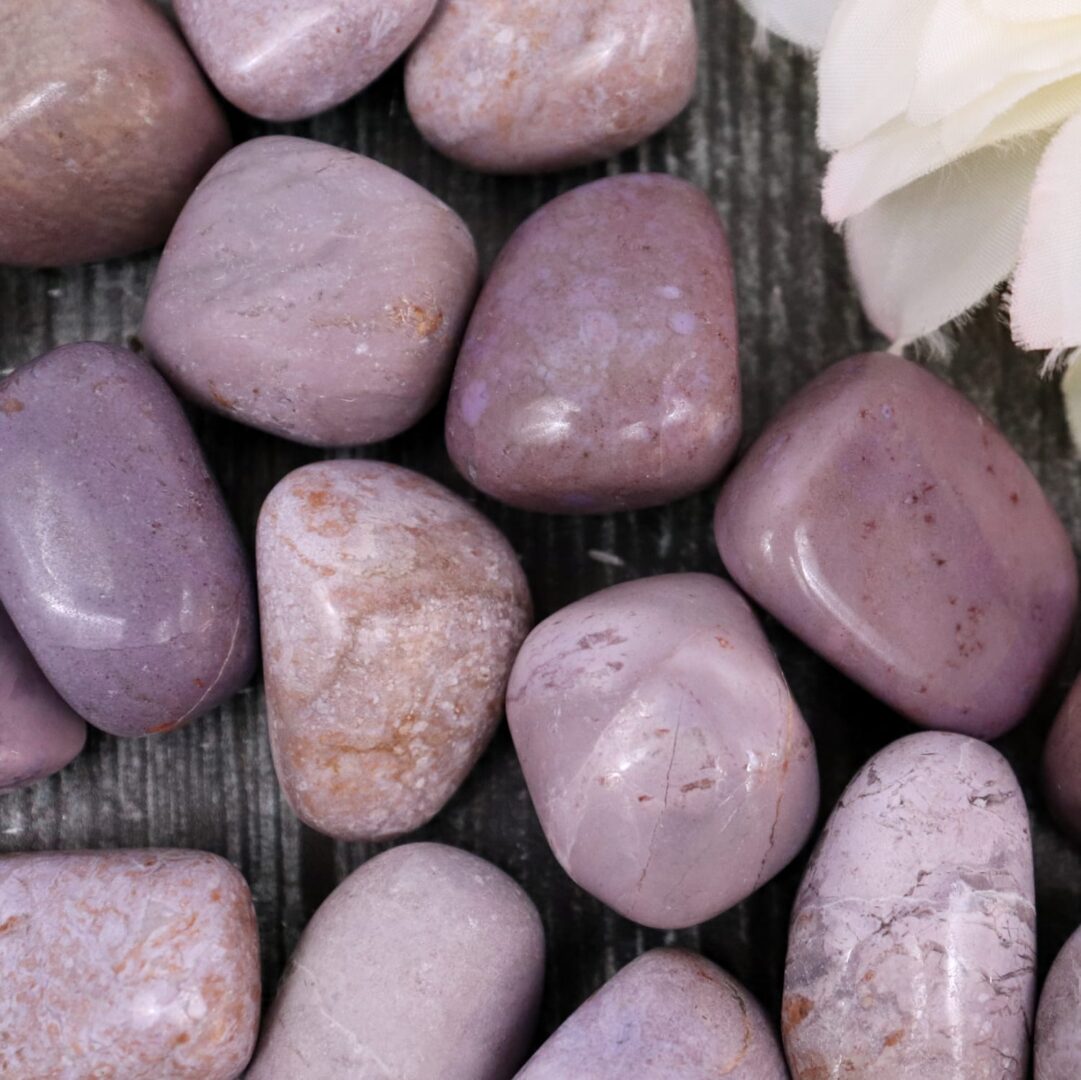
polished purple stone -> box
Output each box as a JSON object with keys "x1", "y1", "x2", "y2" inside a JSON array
[
  {"x1": 1036, "y1": 924, "x2": 1081, "y2": 1079},
  {"x1": 1043, "y1": 674, "x2": 1081, "y2": 844}
]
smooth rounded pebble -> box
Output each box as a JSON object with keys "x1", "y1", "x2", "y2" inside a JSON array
[
  {"x1": 0, "y1": 604, "x2": 86, "y2": 793},
  {"x1": 406, "y1": 0, "x2": 699, "y2": 173},
  {"x1": 783, "y1": 732, "x2": 1036, "y2": 1080},
  {"x1": 517, "y1": 948, "x2": 788, "y2": 1080},
  {"x1": 142, "y1": 136, "x2": 479, "y2": 447},
  {"x1": 1043, "y1": 675, "x2": 1081, "y2": 844},
  {"x1": 175, "y1": 0, "x2": 438, "y2": 121},
  {"x1": 507, "y1": 573, "x2": 818, "y2": 929},
  {"x1": 0, "y1": 849, "x2": 261, "y2": 1079},
  {"x1": 0, "y1": 343, "x2": 258, "y2": 737},
  {"x1": 0, "y1": 0, "x2": 229, "y2": 267},
  {"x1": 1036, "y1": 924, "x2": 1081, "y2": 1079},
  {"x1": 248, "y1": 843, "x2": 545, "y2": 1080},
  {"x1": 715, "y1": 353, "x2": 1078, "y2": 739},
  {"x1": 447, "y1": 174, "x2": 741, "y2": 513},
  {"x1": 258, "y1": 460, "x2": 531, "y2": 841}
]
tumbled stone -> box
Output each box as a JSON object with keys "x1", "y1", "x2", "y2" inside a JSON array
[
  {"x1": 783, "y1": 732, "x2": 1036, "y2": 1080},
  {"x1": 406, "y1": 0, "x2": 699, "y2": 173},
  {"x1": 0, "y1": 849, "x2": 261, "y2": 1079},
  {"x1": 1036, "y1": 925, "x2": 1081, "y2": 1080},
  {"x1": 248, "y1": 843, "x2": 544, "y2": 1079},
  {"x1": 447, "y1": 175, "x2": 740, "y2": 513},
  {"x1": 0, "y1": 604, "x2": 85, "y2": 792},
  {"x1": 715, "y1": 353, "x2": 1077, "y2": 739},
  {"x1": 507, "y1": 573, "x2": 818, "y2": 930},
  {"x1": 175, "y1": 0, "x2": 438, "y2": 122},
  {"x1": 142, "y1": 136, "x2": 479, "y2": 447},
  {"x1": 0, "y1": 343, "x2": 257, "y2": 737},
  {"x1": 1043, "y1": 675, "x2": 1081, "y2": 844},
  {"x1": 518, "y1": 948, "x2": 788, "y2": 1079},
  {"x1": 0, "y1": 0, "x2": 229, "y2": 267},
  {"x1": 258, "y1": 460, "x2": 531, "y2": 841}
]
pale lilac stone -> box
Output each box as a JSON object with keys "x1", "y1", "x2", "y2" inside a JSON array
[
  {"x1": 1036, "y1": 925, "x2": 1081, "y2": 1080},
  {"x1": 783, "y1": 732, "x2": 1036, "y2": 1080},
  {"x1": 507, "y1": 573, "x2": 819, "y2": 930}
]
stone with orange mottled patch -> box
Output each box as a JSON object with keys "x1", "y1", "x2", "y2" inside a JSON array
[
  {"x1": 0, "y1": 849, "x2": 261, "y2": 1078},
  {"x1": 257, "y1": 460, "x2": 531, "y2": 841},
  {"x1": 517, "y1": 949, "x2": 787, "y2": 1079},
  {"x1": 142, "y1": 136, "x2": 479, "y2": 447},
  {"x1": 506, "y1": 573, "x2": 818, "y2": 929},
  {"x1": 406, "y1": 0, "x2": 698, "y2": 172}
]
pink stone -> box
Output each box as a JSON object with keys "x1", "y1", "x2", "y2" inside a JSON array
[
  {"x1": 506, "y1": 573, "x2": 819, "y2": 930},
  {"x1": 446, "y1": 175, "x2": 741, "y2": 513},
  {"x1": 175, "y1": 0, "x2": 438, "y2": 122},
  {"x1": 1043, "y1": 675, "x2": 1081, "y2": 844},
  {"x1": 248, "y1": 843, "x2": 544, "y2": 1080},
  {"x1": 1036, "y1": 925, "x2": 1081, "y2": 1080},
  {"x1": 142, "y1": 136, "x2": 479, "y2": 447},
  {"x1": 0, "y1": 0, "x2": 229, "y2": 267},
  {"x1": 257, "y1": 460, "x2": 531, "y2": 841},
  {"x1": 517, "y1": 948, "x2": 788, "y2": 1079},
  {"x1": 0, "y1": 849, "x2": 261, "y2": 1078},
  {"x1": 405, "y1": 0, "x2": 699, "y2": 173},
  {"x1": 783, "y1": 732, "x2": 1036, "y2": 1079},
  {"x1": 715, "y1": 353, "x2": 1078, "y2": 740}
]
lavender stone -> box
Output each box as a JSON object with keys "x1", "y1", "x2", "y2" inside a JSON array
[
  {"x1": 1036, "y1": 925, "x2": 1081, "y2": 1079},
  {"x1": 1043, "y1": 674, "x2": 1081, "y2": 844},
  {"x1": 0, "y1": 343, "x2": 257, "y2": 737}
]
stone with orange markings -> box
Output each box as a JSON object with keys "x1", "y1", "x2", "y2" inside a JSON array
[
  {"x1": 0, "y1": 849, "x2": 261, "y2": 1078},
  {"x1": 257, "y1": 460, "x2": 532, "y2": 841}
]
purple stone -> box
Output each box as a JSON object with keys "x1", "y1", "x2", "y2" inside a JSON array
[
  {"x1": 1036, "y1": 925, "x2": 1081, "y2": 1080},
  {"x1": 507, "y1": 573, "x2": 819, "y2": 930},
  {"x1": 783, "y1": 732, "x2": 1036, "y2": 1079},
  {"x1": 1043, "y1": 674, "x2": 1081, "y2": 844},
  {"x1": 0, "y1": 343, "x2": 257, "y2": 737},
  {"x1": 715, "y1": 353, "x2": 1077, "y2": 739},
  {"x1": 517, "y1": 948, "x2": 788, "y2": 1079},
  {"x1": 446, "y1": 174, "x2": 741, "y2": 514},
  {"x1": 0, "y1": 604, "x2": 85, "y2": 792}
]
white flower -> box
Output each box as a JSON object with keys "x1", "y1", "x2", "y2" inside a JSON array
[{"x1": 739, "y1": 0, "x2": 1081, "y2": 443}]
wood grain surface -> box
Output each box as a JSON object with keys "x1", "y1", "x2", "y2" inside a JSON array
[{"x1": 1, "y1": 0, "x2": 1079, "y2": 1053}]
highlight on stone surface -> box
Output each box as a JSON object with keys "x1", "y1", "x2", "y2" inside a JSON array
[
  {"x1": 447, "y1": 174, "x2": 741, "y2": 514},
  {"x1": 1036, "y1": 923, "x2": 1081, "y2": 1080},
  {"x1": 506, "y1": 573, "x2": 819, "y2": 930},
  {"x1": 142, "y1": 136, "x2": 479, "y2": 448},
  {"x1": 783, "y1": 732, "x2": 1036, "y2": 1080},
  {"x1": 257, "y1": 460, "x2": 532, "y2": 842},
  {"x1": 248, "y1": 843, "x2": 545, "y2": 1080},
  {"x1": 0, "y1": 0, "x2": 230, "y2": 267},
  {"x1": 1043, "y1": 674, "x2": 1081, "y2": 845},
  {"x1": 0, "y1": 604, "x2": 86, "y2": 793},
  {"x1": 715, "y1": 353, "x2": 1077, "y2": 740},
  {"x1": 517, "y1": 948, "x2": 788, "y2": 1079},
  {"x1": 0, "y1": 849, "x2": 261, "y2": 1079},
  {"x1": 0, "y1": 343, "x2": 258, "y2": 738},
  {"x1": 405, "y1": 0, "x2": 699, "y2": 173}
]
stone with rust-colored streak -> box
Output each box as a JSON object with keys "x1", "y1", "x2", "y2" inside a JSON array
[
  {"x1": 248, "y1": 843, "x2": 545, "y2": 1080},
  {"x1": 0, "y1": 849, "x2": 261, "y2": 1079},
  {"x1": 257, "y1": 460, "x2": 532, "y2": 841},
  {"x1": 0, "y1": 0, "x2": 229, "y2": 267},
  {"x1": 1043, "y1": 675, "x2": 1081, "y2": 844},
  {"x1": 506, "y1": 573, "x2": 818, "y2": 929},
  {"x1": 516, "y1": 948, "x2": 788, "y2": 1079},
  {"x1": 142, "y1": 136, "x2": 479, "y2": 447},
  {"x1": 783, "y1": 732, "x2": 1036, "y2": 1080},
  {"x1": 406, "y1": 0, "x2": 698, "y2": 173},
  {"x1": 1036, "y1": 923, "x2": 1081, "y2": 1079}
]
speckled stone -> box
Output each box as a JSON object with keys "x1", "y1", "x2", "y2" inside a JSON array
[
  {"x1": 1035, "y1": 924, "x2": 1081, "y2": 1080},
  {"x1": 783, "y1": 732, "x2": 1036, "y2": 1080},
  {"x1": 0, "y1": 849, "x2": 261, "y2": 1079},
  {"x1": 142, "y1": 136, "x2": 479, "y2": 447},
  {"x1": 507, "y1": 573, "x2": 818, "y2": 930},
  {"x1": 447, "y1": 175, "x2": 740, "y2": 514},
  {"x1": 258, "y1": 460, "x2": 531, "y2": 841},
  {"x1": 175, "y1": 0, "x2": 439, "y2": 122},
  {"x1": 715, "y1": 353, "x2": 1077, "y2": 740},
  {"x1": 248, "y1": 843, "x2": 545, "y2": 1080},
  {"x1": 1043, "y1": 675, "x2": 1081, "y2": 844},
  {"x1": 0, "y1": 0, "x2": 229, "y2": 267},
  {"x1": 405, "y1": 0, "x2": 698, "y2": 173},
  {"x1": 517, "y1": 948, "x2": 788, "y2": 1079},
  {"x1": 0, "y1": 604, "x2": 85, "y2": 792},
  {"x1": 0, "y1": 343, "x2": 257, "y2": 738}
]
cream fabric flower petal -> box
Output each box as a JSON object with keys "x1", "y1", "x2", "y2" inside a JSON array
[
  {"x1": 981, "y1": 0, "x2": 1081, "y2": 21},
  {"x1": 736, "y1": 0, "x2": 840, "y2": 50},
  {"x1": 845, "y1": 138, "x2": 1049, "y2": 342}
]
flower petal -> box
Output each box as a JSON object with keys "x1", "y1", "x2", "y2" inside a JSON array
[
  {"x1": 845, "y1": 138, "x2": 1049, "y2": 342},
  {"x1": 981, "y1": 0, "x2": 1081, "y2": 21},
  {"x1": 1062, "y1": 354, "x2": 1081, "y2": 451},
  {"x1": 736, "y1": 0, "x2": 840, "y2": 50}
]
